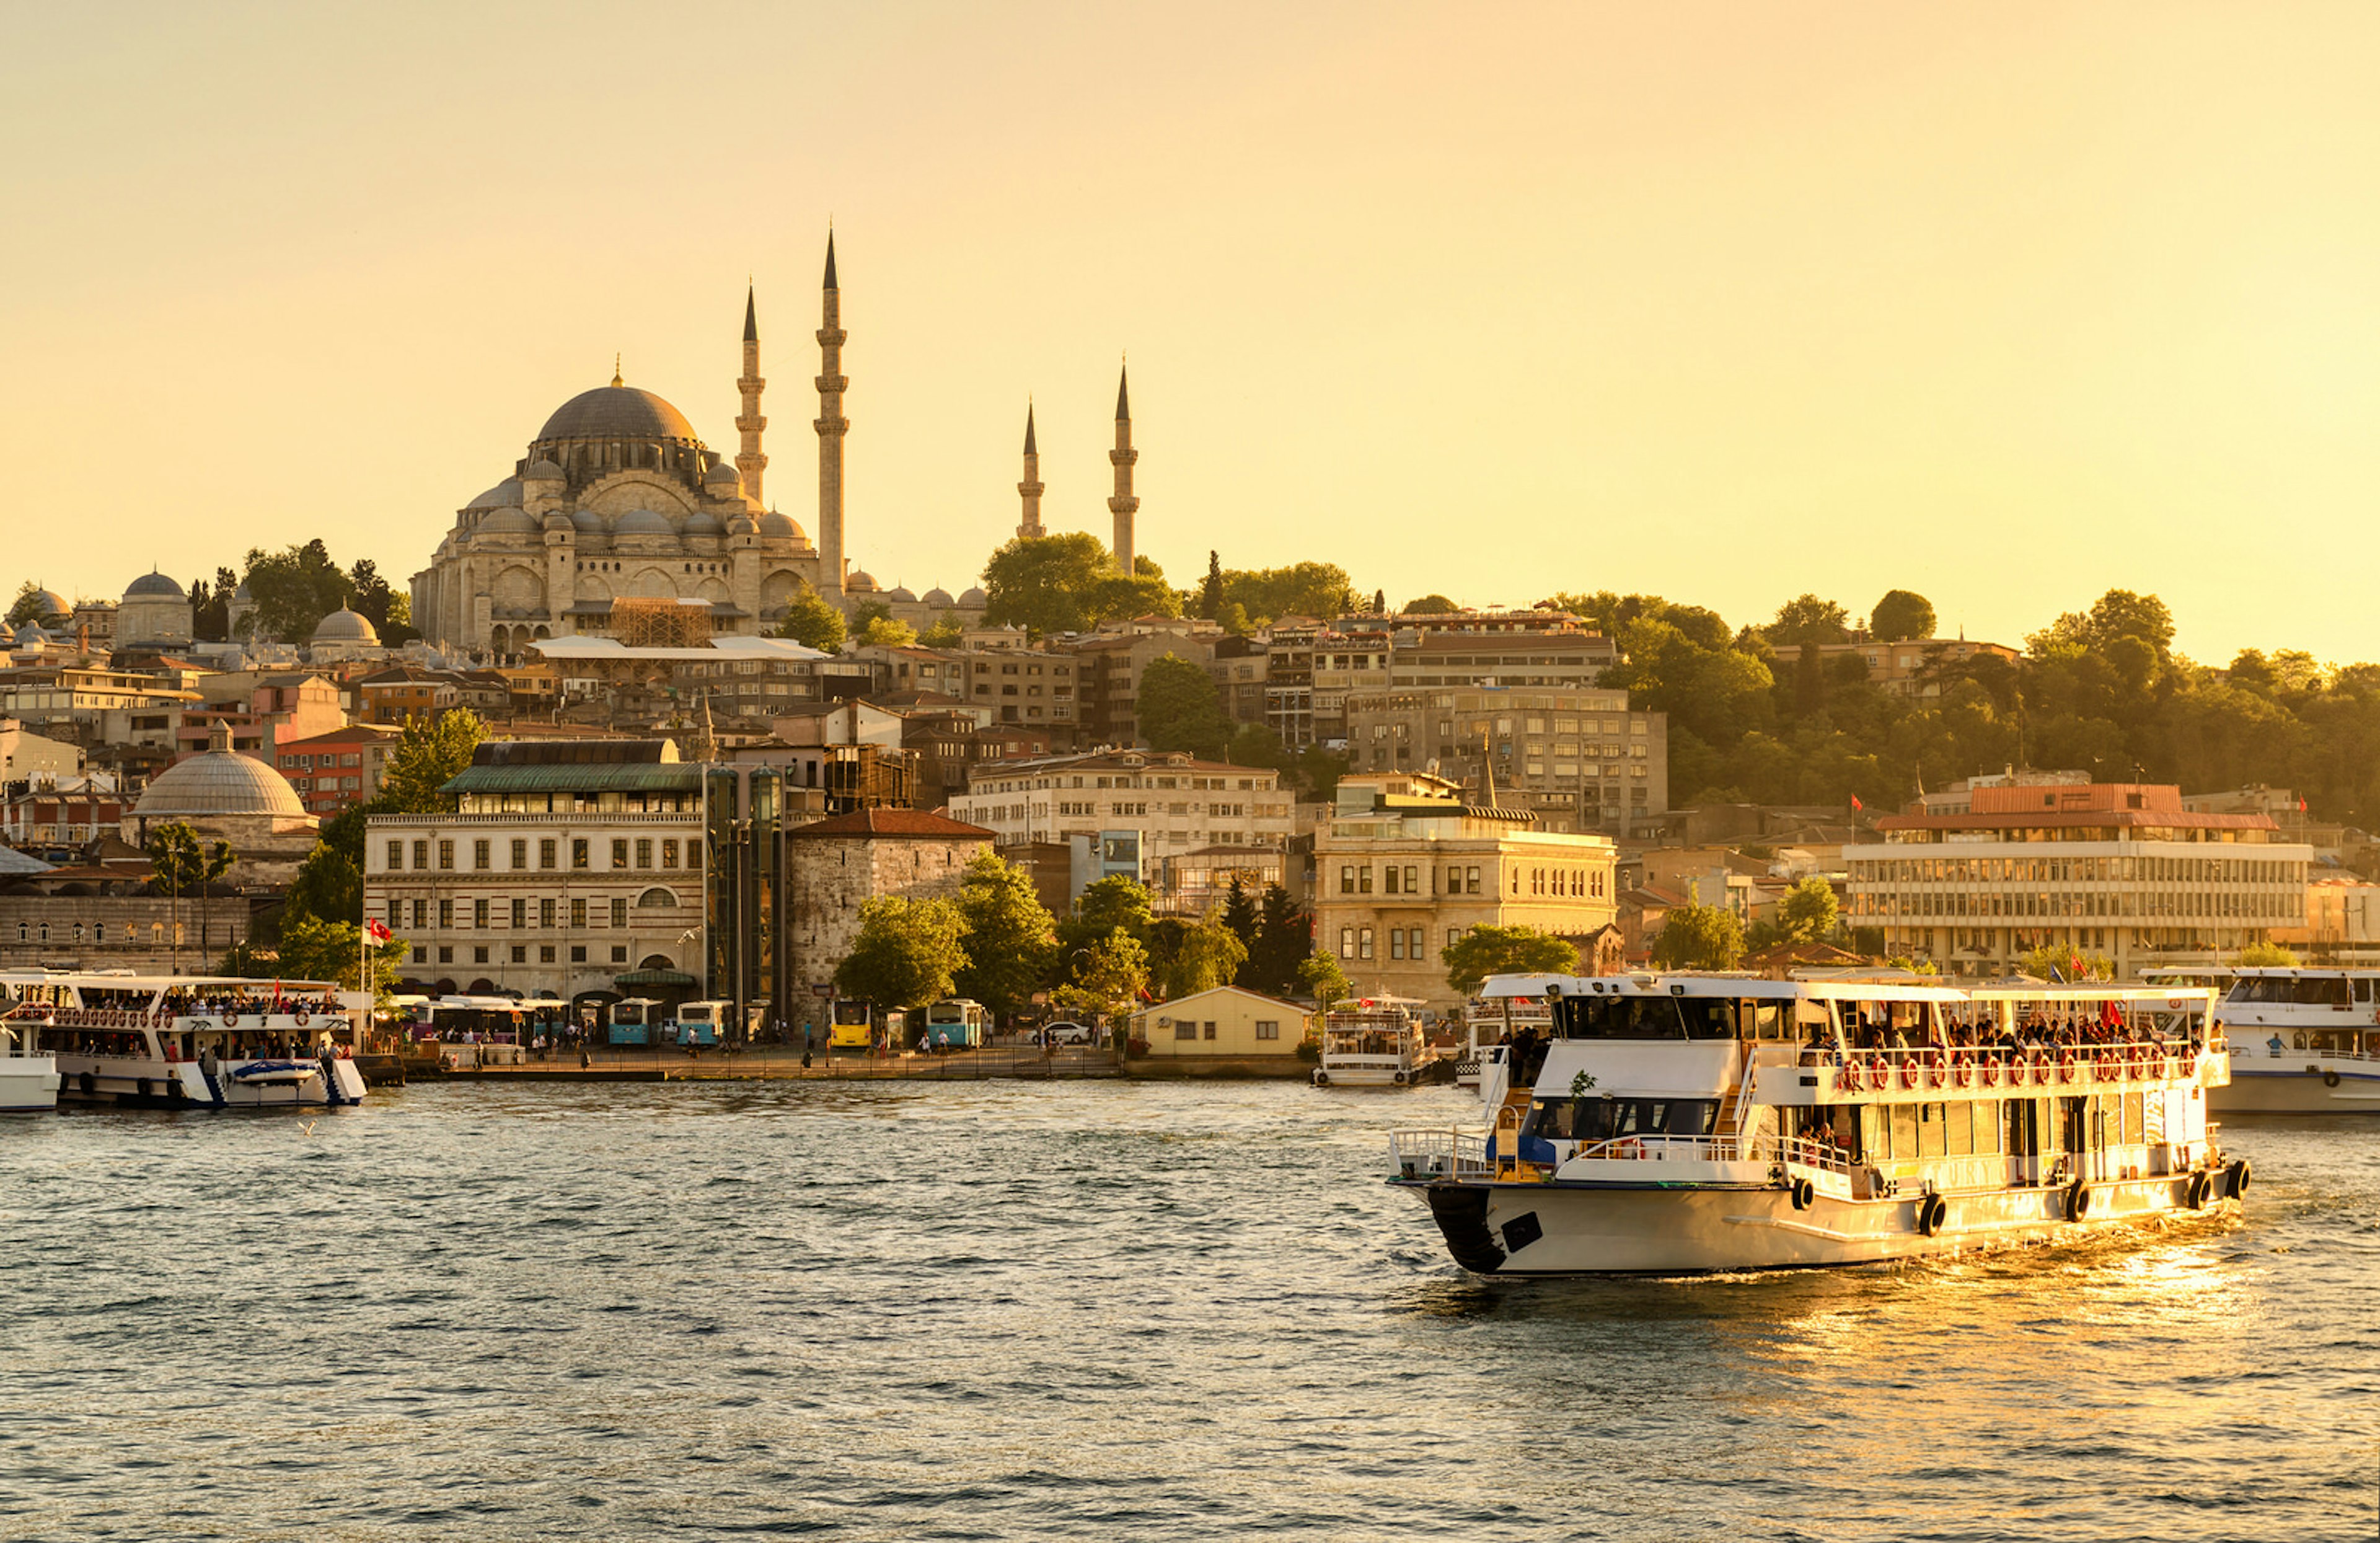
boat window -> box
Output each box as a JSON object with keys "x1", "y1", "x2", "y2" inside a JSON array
[
  {"x1": 2357, "y1": 979, "x2": 2373, "y2": 1003},
  {"x1": 1918, "y1": 1102, "x2": 1947, "y2": 1159},
  {"x1": 1677, "y1": 999, "x2": 1734, "y2": 1040},
  {"x1": 1745, "y1": 1002, "x2": 1785, "y2": 1041},
  {"x1": 1946, "y1": 1101, "x2": 1975, "y2": 1156},
  {"x1": 1556, "y1": 995, "x2": 1683, "y2": 1039},
  {"x1": 1861, "y1": 1103, "x2": 1887, "y2": 1160},
  {"x1": 1890, "y1": 1104, "x2": 1918, "y2": 1159},
  {"x1": 1522, "y1": 1097, "x2": 1716, "y2": 1141},
  {"x1": 2291, "y1": 978, "x2": 2350, "y2": 1007}
]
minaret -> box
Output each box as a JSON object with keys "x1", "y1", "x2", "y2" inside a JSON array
[
  {"x1": 1016, "y1": 403, "x2": 1045, "y2": 539},
  {"x1": 814, "y1": 231, "x2": 849, "y2": 598},
  {"x1": 1107, "y1": 361, "x2": 1139, "y2": 575},
  {"x1": 735, "y1": 284, "x2": 767, "y2": 503}
]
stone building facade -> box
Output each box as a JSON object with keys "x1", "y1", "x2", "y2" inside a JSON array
[{"x1": 782, "y1": 807, "x2": 993, "y2": 997}]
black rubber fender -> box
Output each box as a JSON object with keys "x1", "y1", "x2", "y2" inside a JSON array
[
  {"x1": 2227, "y1": 1158, "x2": 2252, "y2": 1199},
  {"x1": 1919, "y1": 1193, "x2": 1949, "y2": 1236},
  {"x1": 1791, "y1": 1177, "x2": 1815, "y2": 1211},
  {"x1": 2064, "y1": 1179, "x2": 2090, "y2": 1222},
  {"x1": 2185, "y1": 1171, "x2": 2211, "y2": 1210},
  {"x1": 2324, "y1": 1069, "x2": 2342, "y2": 1089}
]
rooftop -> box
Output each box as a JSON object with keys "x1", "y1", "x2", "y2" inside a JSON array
[{"x1": 789, "y1": 808, "x2": 995, "y2": 840}]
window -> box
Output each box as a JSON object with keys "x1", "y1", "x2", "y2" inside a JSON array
[
  {"x1": 570, "y1": 898, "x2": 587, "y2": 928},
  {"x1": 1204, "y1": 1022, "x2": 1217, "y2": 1040},
  {"x1": 1385, "y1": 867, "x2": 1400, "y2": 896},
  {"x1": 540, "y1": 899, "x2": 557, "y2": 928},
  {"x1": 1403, "y1": 864, "x2": 1418, "y2": 893},
  {"x1": 1390, "y1": 931, "x2": 1405, "y2": 960},
  {"x1": 437, "y1": 945, "x2": 453, "y2": 964},
  {"x1": 1409, "y1": 927, "x2": 1426, "y2": 959},
  {"x1": 510, "y1": 945, "x2": 527, "y2": 963},
  {"x1": 540, "y1": 945, "x2": 557, "y2": 963},
  {"x1": 1339, "y1": 864, "x2": 1355, "y2": 895},
  {"x1": 1339, "y1": 926, "x2": 1354, "y2": 960},
  {"x1": 433, "y1": 839, "x2": 453, "y2": 870},
  {"x1": 1466, "y1": 865, "x2": 1481, "y2": 895},
  {"x1": 637, "y1": 839, "x2": 653, "y2": 869},
  {"x1": 474, "y1": 945, "x2": 489, "y2": 964},
  {"x1": 1175, "y1": 1020, "x2": 1198, "y2": 1040},
  {"x1": 411, "y1": 899, "x2": 426, "y2": 929},
  {"x1": 511, "y1": 838, "x2": 527, "y2": 869},
  {"x1": 1359, "y1": 866, "x2": 1373, "y2": 894},
  {"x1": 611, "y1": 839, "x2": 629, "y2": 869},
  {"x1": 386, "y1": 840, "x2": 402, "y2": 872},
  {"x1": 610, "y1": 898, "x2": 627, "y2": 927},
  {"x1": 611, "y1": 945, "x2": 628, "y2": 963},
  {"x1": 539, "y1": 839, "x2": 557, "y2": 869},
  {"x1": 412, "y1": 839, "x2": 429, "y2": 870},
  {"x1": 438, "y1": 899, "x2": 454, "y2": 928},
  {"x1": 1254, "y1": 1020, "x2": 1280, "y2": 1041},
  {"x1": 387, "y1": 898, "x2": 401, "y2": 927},
  {"x1": 412, "y1": 946, "x2": 427, "y2": 964},
  {"x1": 1359, "y1": 927, "x2": 1375, "y2": 960},
  {"x1": 474, "y1": 898, "x2": 488, "y2": 928},
  {"x1": 662, "y1": 841, "x2": 678, "y2": 868},
  {"x1": 474, "y1": 839, "x2": 491, "y2": 870},
  {"x1": 511, "y1": 899, "x2": 527, "y2": 929},
  {"x1": 571, "y1": 839, "x2": 589, "y2": 869},
  {"x1": 570, "y1": 945, "x2": 587, "y2": 963}
]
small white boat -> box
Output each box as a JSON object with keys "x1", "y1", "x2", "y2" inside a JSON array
[
  {"x1": 0, "y1": 1008, "x2": 59, "y2": 1113},
  {"x1": 1, "y1": 971, "x2": 370, "y2": 1110},
  {"x1": 2148, "y1": 966, "x2": 2380, "y2": 1113},
  {"x1": 1314, "y1": 996, "x2": 1432, "y2": 1088},
  {"x1": 226, "y1": 1059, "x2": 322, "y2": 1085}
]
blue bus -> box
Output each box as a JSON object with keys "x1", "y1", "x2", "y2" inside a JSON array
[
  {"x1": 923, "y1": 999, "x2": 987, "y2": 1050},
  {"x1": 609, "y1": 997, "x2": 663, "y2": 1046}
]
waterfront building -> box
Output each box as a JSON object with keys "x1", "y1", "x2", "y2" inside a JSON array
[
  {"x1": 1843, "y1": 779, "x2": 2312, "y2": 976},
  {"x1": 1155, "y1": 843, "x2": 1287, "y2": 917},
  {"x1": 945, "y1": 749, "x2": 1294, "y2": 886},
  {"x1": 1130, "y1": 985, "x2": 1309, "y2": 1059},
  {"x1": 1342, "y1": 685, "x2": 1667, "y2": 838},
  {"x1": 363, "y1": 739, "x2": 705, "y2": 999},
  {"x1": 782, "y1": 807, "x2": 994, "y2": 1005},
  {"x1": 1311, "y1": 771, "x2": 1618, "y2": 1011},
  {"x1": 175, "y1": 673, "x2": 345, "y2": 762}
]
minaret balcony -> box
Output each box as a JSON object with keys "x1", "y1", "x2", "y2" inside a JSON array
[
  {"x1": 816, "y1": 328, "x2": 847, "y2": 347},
  {"x1": 1110, "y1": 448, "x2": 1140, "y2": 466},
  {"x1": 814, "y1": 416, "x2": 850, "y2": 435},
  {"x1": 815, "y1": 375, "x2": 847, "y2": 394}
]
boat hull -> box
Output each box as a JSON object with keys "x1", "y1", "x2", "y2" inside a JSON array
[
  {"x1": 0, "y1": 1059, "x2": 59, "y2": 1113},
  {"x1": 52, "y1": 1056, "x2": 369, "y2": 1110},
  {"x1": 1399, "y1": 1172, "x2": 2237, "y2": 1275},
  {"x1": 2210, "y1": 1064, "x2": 2380, "y2": 1113}
]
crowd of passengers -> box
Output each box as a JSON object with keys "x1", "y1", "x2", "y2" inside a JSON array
[{"x1": 1810, "y1": 1007, "x2": 2203, "y2": 1064}]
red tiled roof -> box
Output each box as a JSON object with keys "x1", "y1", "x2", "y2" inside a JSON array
[{"x1": 788, "y1": 808, "x2": 995, "y2": 840}]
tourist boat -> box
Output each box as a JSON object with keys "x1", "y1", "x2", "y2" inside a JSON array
[
  {"x1": 0, "y1": 1004, "x2": 59, "y2": 1113},
  {"x1": 0, "y1": 971, "x2": 370, "y2": 1110},
  {"x1": 2172, "y1": 966, "x2": 2380, "y2": 1112},
  {"x1": 1386, "y1": 972, "x2": 2244, "y2": 1275},
  {"x1": 1456, "y1": 991, "x2": 1554, "y2": 1090},
  {"x1": 1315, "y1": 996, "x2": 1431, "y2": 1088}
]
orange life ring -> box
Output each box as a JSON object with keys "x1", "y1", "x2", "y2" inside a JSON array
[
  {"x1": 1617, "y1": 1138, "x2": 1644, "y2": 1159},
  {"x1": 1899, "y1": 1059, "x2": 1921, "y2": 1090},
  {"x1": 1954, "y1": 1058, "x2": 1973, "y2": 1089},
  {"x1": 223, "y1": 1013, "x2": 239, "y2": 1028}
]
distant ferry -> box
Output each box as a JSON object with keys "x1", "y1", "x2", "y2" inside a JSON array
[
  {"x1": 1314, "y1": 997, "x2": 1431, "y2": 1087},
  {"x1": 2154, "y1": 966, "x2": 2380, "y2": 1113},
  {"x1": 1387, "y1": 973, "x2": 2244, "y2": 1275},
  {"x1": 0, "y1": 971, "x2": 369, "y2": 1110}
]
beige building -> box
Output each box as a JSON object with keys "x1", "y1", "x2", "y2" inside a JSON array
[
  {"x1": 1131, "y1": 985, "x2": 1309, "y2": 1058},
  {"x1": 1312, "y1": 772, "x2": 1619, "y2": 1010},
  {"x1": 946, "y1": 749, "x2": 1295, "y2": 886},
  {"x1": 1343, "y1": 686, "x2": 1667, "y2": 838},
  {"x1": 1844, "y1": 781, "x2": 2311, "y2": 977}
]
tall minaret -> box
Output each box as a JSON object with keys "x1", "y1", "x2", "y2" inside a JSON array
[
  {"x1": 1016, "y1": 403, "x2": 1045, "y2": 539},
  {"x1": 734, "y1": 284, "x2": 767, "y2": 503},
  {"x1": 814, "y1": 231, "x2": 849, "y2": 597},
  {"x1": 1107, "y1": 361, "x2": 1139, "y2": 575}
]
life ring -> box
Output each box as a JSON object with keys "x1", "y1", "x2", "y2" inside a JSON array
[
  {"x1": 1790, "y1": 1177, "x2": 1815, "y2": 1211},
  {"x1": 1899, "y1": 1060, "x2": 1921, "y2": 1090},
  {"x1": 2227, "y1": 1159, "x2": 2252, "y2": 1198},
  {"x1": 1391, "y1": 1070, "x2": 1408, "y2": 1087},
  {"x1": 1953, "y1": 1058, "x2": 1973, "y2": 1089},
  {"x1": 294, "y1": 1009, "x2": 309, "y2": 1027},
  {"x1": 1311, "y1": 1069, "x2": 1329, "y2": 1087},
  {"x1": 1982, "y1": 1060, "x2": 2002, "y2": 1088},
  {"x1": 1919, "y1": 1193, "x2": 1949, "y2": 1237},
  {"x1": 1925, "y1": 1058, "x2": 1947, "y2": 1090},
  {"x1": 2323, "y1": 1069, "x2": 2342, "y2": 1089},
  {"x1": 2064, "y1": 1180, "x2": 2090, "y2": 1222},
  {"x1": 2185, "y1": 1172, "x2": 2211, "y2": 1210},
  {"x1": 223, "y1": 1013, "x2": 239, "y2": 1027}
]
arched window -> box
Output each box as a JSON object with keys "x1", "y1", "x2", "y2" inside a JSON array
[{"x1": 636, "y1": 886, "x2": 678, "y2": 909}]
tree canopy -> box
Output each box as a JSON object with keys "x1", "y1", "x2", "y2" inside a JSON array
[
  {"x1": 237, "y1": 540, "x2": 355, "y2": 643},
  {"x1": 380, "y1": 710, "x2": 488, "y2": 811},
  {"x1": 774, "y1": 579, "x2": 848, "y2": 652},
  {"x1": 1052, "y1": 928, "x2": 1148, "y2": 1025},
  {"x1": 1401, "y1": 593, "x2": 1460, "y2": 614},
  {"x1": 1869, "y1": 589, "x2": 1936, "y2": 643},
  {"x1": 1213, "y1": 561, "x2": 1359, "y2": 625},
  {"x1": 1137, "y1": 653, "x2": 1232, "y2": 758},
  {"x1": 1439, "y1": 924, "x2": 1580, "y2": 995},
  {"x1": 835, "y1": 895, "x2": 970, "y2": 1009},
  {"x1": 1773, "y1": 876, "x2": 1842, "y2": 944},
  {"x1": 982, "y1": 533, "x2": 1175, "y2": 634},
  {"x1": 860, "y1": 614, "x2": 918, "y2": 649},
  {"x1": 1058, "y1": 875, "x2": 1155, "y2": 964},
  {"x1": 951, "y1": 852, "x2": 1057, "y2": 1017},
  {"x1": 1148, "y1": 913, "x2": 1248, "y2": 1001},
  {"x1": 1650, "y1": 901, "x2": 1744, "y2": 971}
]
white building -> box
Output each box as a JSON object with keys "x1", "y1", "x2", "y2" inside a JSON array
[{"x1": 945, "y1": 749, "x2": 1295, "y2": 887}]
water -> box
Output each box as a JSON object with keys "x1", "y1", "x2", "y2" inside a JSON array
[{"x1": 3, "y1": 1081, "x2": 2375, "y2": 1541}]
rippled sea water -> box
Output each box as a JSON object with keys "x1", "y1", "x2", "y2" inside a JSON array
[{"x1": 2, "y1": 1081, "x2": 2375, "y2": 1541}]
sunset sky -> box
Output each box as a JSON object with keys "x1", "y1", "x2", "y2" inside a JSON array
[{"x1": 6, "y1": 2, "x2": 2378, "y2": 663}]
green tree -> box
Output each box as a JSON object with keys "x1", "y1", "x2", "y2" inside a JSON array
[
  {"x1": 6, "y1": 581, "x2": 64, "y2": 627},
  {"x1": 1401, "y1": 593, "x2": 1460, "y2": 614},
  {"x1": 379, "y1": 709, "x2": 488, "y2": 810},
  {"x1": 834, "y1": 895, "x2": 971, "y2": 1010},
  {"x1": 284, "y1": 843, "x2": 362, "y2": 929},
  {"x1": 1869, "y1": 589, "x2": 1936, "y2": 643},
  {"x1": 1057, "y1": 875, "x2": 1156, "y2": 966},
  {"x1": 773, "y1": 579, "x2": 848, "y2": 652},
  {"x1": 1196, "y1": 550, "x2": 1225, "y2": 619},
  {"x1": 146, "y1": 821, "x2": 236, "y2": 973},
  {"x1": 1774, "y1": 875, "x2": 1842, "y2": 944},
  {"x1": 1148, "y1": 913, "x2": 1249, "y2": 1001},
  {"x1": 238, "y1": 539, "x2": 356, "y2": 643},
  {"x1": 1439, "y1": 924, "x2": 1580, "y2": 996},
  {"x1": 1650, "y1": 901, "x2": 1745, "y2": 971},
  {"x1": 349, "y1": 559, "x2": 418, "y2": 645},
  {"x1": 951, "y1": 852, "x2": 1057, "y2": 1018},
  {"x1": 1219, "y1": 876, "x2": 1258, "y2": 953},
  {"x1": 1767, "y1": 594, "x2": 1851, "y2": 647},
  {"x1": 1219, "y1": 562, "x2": 1359, "y2": 624},
  {"x1": 1225, "y1": 722, "x2": 1295, "y2": 772},
  {"x1": 1051, "y1": 927, "x2": 1149, "y2": 1030},
  {"x1": 1244, "y1": 884, "x2": 1310, "y2": 996},
  {"x1": 1137, "y1": 653, "x2": 1232, "y2": 758},
  {"x1": 2236, "y1": 940, "x2": 2299, "y2": 967},
  {"x1": 1295, "y1": 951, "x2": 1352, "y2": 1007},
  {"x1": 981, "y1": 533, "x2": 1121, "y2": 635},
  {"x1": 917, "y1": 613, "x2": 964, "y2": 647},
  {"x1": 273, "y1": 913, "x2": 405, "y2": 1006},
  {"x1": 860, "y1": 614, "x2": 918, "y2": 648},
  {"x1": 2018, "y1": 944, "x2": 2112, "y2": 983}
]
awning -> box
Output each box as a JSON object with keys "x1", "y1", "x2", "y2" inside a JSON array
[{"x1": 614, "y1": 968, "x2": 697, "y2": 987}]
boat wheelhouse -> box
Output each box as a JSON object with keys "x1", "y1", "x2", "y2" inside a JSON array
[
  {"x1": 2177, "y1": 966, "x2": 2380, "y2": 1112},
  {"x1": 1456, "y1": 990, "x2": 1555, "y2": 1090},
  {"x1": 1315, "y1": 996, "x2": 1430, "y2": 1088},
  {"x1": 0, "y1": 971, "x2": 369, "y2": 1110},
  {"x1": 1387, "y1": 971, "x2": 2242, "y2": 1275}
]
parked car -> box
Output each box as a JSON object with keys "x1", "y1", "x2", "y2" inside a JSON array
[{"x1": 1039, "y1": 1020, "x2": 1099, "y2": 1046}]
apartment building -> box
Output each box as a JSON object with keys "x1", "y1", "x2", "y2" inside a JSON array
[
  {"x1": 946, "y1": 748, "x2": 1295, "y2": 887},
  {"x1": 274, "y1": 723, "x2": 401, "y2": 818},
  {"x1": 1311, "y1": 771, "x2": 1619, "y2": 1010},
  {"x1": 1843, "y1": 781, "x2": 2312, "y2": 976},
  {"x1": 1342, "y1": 686, "x2": 1668, "y2": 838},
  {"x1": 1073, "y1": 632, "x2": 1210, "y2": 747},
  {"x1": 1811, "y1": 636, "x2": 2019, "y2": 698},
  {"x1": 177, "y1": 674, "x2": 346, "y2": 761},
  {"x1": 0, "y1": 664, "x2": 194, "y2": 748}
]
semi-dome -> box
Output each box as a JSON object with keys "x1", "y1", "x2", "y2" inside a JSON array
[
  {"x1": 682, "y1": 510, "x2": 723, "y2": 537},
  {"x1": 615, "y1": 508, "x2": 674, "y2": 536},
  {"x1": 467, "y1": 477, "x2": 524, "y2": 511},
  {"x1": 311, "y1": 608, "x2": 381, "y2": 645},
  {"x1": 125, "y1": 571, "x2": 186, "y2": 601},
  {"x1": 958, "y1": 586, "x2": 988, "y2": 607},
  {"x1": 536, "y1": 384, "x2": 700, "y2": 444},
  {"x1": 135, "y1": 745, "x2": 308, "y2": 821},
  {"x1": 25, "y1": 588, "x2": 69, "y2": 621},
  {"x1": 922, "y1": 587, "x2": 955, "y2": 608},
  {"x1": 478, "y1": 506, "x2": 537, "y2": 536},
  {"x1": 758, "y1": 511, "x2": 801, "y2": 540}
]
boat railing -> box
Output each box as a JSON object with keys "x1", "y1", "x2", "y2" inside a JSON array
[
  {"x1": 1799, "y1": 1040, "x2": 2198, "y2": 1094},
  {"x1": 1388, "y1": 1128, "x2": 1492, "y2": 1180},
  {"x1": 2242, "y1": 1038, "x2": 2380, "y2": 1061},
  {"x1": 1553, "y1": 1132, "x2": 1857, "y2": 1171},
  {"x1": 15, "y1": 1004, "x2": 345, "y2": 1031}
]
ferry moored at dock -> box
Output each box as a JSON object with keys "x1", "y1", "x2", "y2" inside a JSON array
[
  {"x1": 0, "y1": 972, "x2": 369, "y2": 1110},
  {"x1": 2168, "y1": 966, "x2": 2380, "y2": 1113},
  {"x1": 1388, "y1": 972, "x2": 2241, "y2": 1275},
  {"x1": 1315, "y1": 996, "x2": 1432, "y2": 1087},
  {"x1": 0, "y1": 1007, "x2": 59, "y2": 1113}
]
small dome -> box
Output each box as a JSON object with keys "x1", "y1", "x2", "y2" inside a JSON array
[
  {"x1": 478, "y1": 506, "x2": 538, "y2": 536},
  {"x1": 958, "y1": 586, "x2": 988, "y2": 607},
  {"x1": 727, "y1": 515, "x2": 759, "y2": 537},
  {"x1": 524, "y1": 458, "x2": 565, "y2": 480},
  {"x1": 135, "y1": 747, "x2": 309, "y2": 821},
  {"x1": 922, "y1": 587, "x2": 955, "y2": 608},
  {"x1": 25, "y1": 588, "x2": 69, "y2": 621},
  {"x1": 683, "y1": 510, "x2": 723, "y2": 537},
  {"x1": 758, "y1": 511, "x2": 801, "y2": 541},
  {"x1": 615, "y1": 508, "x2": 674, "y2": 537},
  {"x1": 703, "y1": 459, "x2": 741, "y2": 486},
  {"x1": 125, "y1": 572, "x2": 186, "y2": 601},
  {"x1": 542, "y1": 511, "x2": 574, "y2": 534},
  {"x1": 847, "y1": 570, "x2": 879, "y2": 592},
  {"x1": 570, "y1": 507, "x2": 610, "y2": 534},
  {"x1": 467, "y1": 477, "x2": 524, "y2": 511},
  {"x1": 311, "y1": 608, "x2": 381, "y2": 645},
  {"x1": 17, "y1": 625, "x2": 51, "y2": 645},
  {"x1": 231, "y1": 580, "x2": 252, "y2": 601},
  {"x1": 535, "y1": 384, "x2": 700, "y2": 444},
  {"x1": 887, "y1": 586, "x2": 917, "y2": 603}
]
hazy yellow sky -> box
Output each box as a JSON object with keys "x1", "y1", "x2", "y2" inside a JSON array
[{"x1": 6, "y1": 2, "x2": 2378, "y2": 663}]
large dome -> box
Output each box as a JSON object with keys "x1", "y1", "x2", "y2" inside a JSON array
[
  {"x1": 312, "y1": 608, "x2": 381, "y2": 645},
  {"x1": 536, "y1": 385, "x2": 700, "y2": 443},
  {"x1": 125, "y1": 572, "x2": 186, "y2": 601},
  {"x1": 136, "y1": 748, "x2": 308, "y2": 821},
  {"x1": 24, "y1": 588, "x2": 69, "y2": 622}
]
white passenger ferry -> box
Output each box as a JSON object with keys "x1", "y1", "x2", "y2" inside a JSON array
[
  {"x1": 1455, "y1": 991, "x2": 1553, "y2": 1090},
  {"x1": 0, "y1": 972, "x2": 370, "y2": 1110},
  {"x1": 1314, "y1": 996, "x2": 1431, "y2": 1088},
  {"x1": 0, "y1": 1006, "x2": 59, "y2": 1112},
  {"x1": 2187, "y1": 966, "x2": 2380, "y2": 1112},
  {"x1": 1387, "y1": 973, "x2": 2242, "y2": 1275}
]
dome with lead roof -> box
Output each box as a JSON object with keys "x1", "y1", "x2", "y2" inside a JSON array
[
  {"x1": 758, "y1": 511, "x2": 801, "y2": 541},
  {"x1": 684, "y1": 510, "x2": 723, "y2": 537},
  {"x1": 311, "y1": 608, "x2": 381, "y2": 645},
  {"x1": 135, "y1": 743, "x2": 308, "y2": 821},
  {"x1": 535, "y1": 384, "x2": 700, "y2": 444},
  {"x1": 615, "y1": 508, "x2": 674, "y2": 537},
  {"x1": 467, "y1": 477, "x2": 524, "y2": 511},
  {"x1": 922, "y1": 587, "x2": 954, "y2": 608},
  {"x1": 125, "y1": 572, "x2": 186, "y2": 601},
  {"x1": 958, "y1": 586, "x2": 987, "y2": 607}
]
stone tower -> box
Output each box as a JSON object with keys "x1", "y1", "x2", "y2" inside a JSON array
[
  {"x1": 1107, "y1": 363, "x2": 1138, "y2": 575},
  {"x1": 1017, "y1": 404, "x2": 1045, "y2": 539},
  {"x1": 735, "y1": 285, "x2": 767, "y2": 503},
  {"x1": 814, "y1": 231, "x2": 849, "y2": 598}
]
